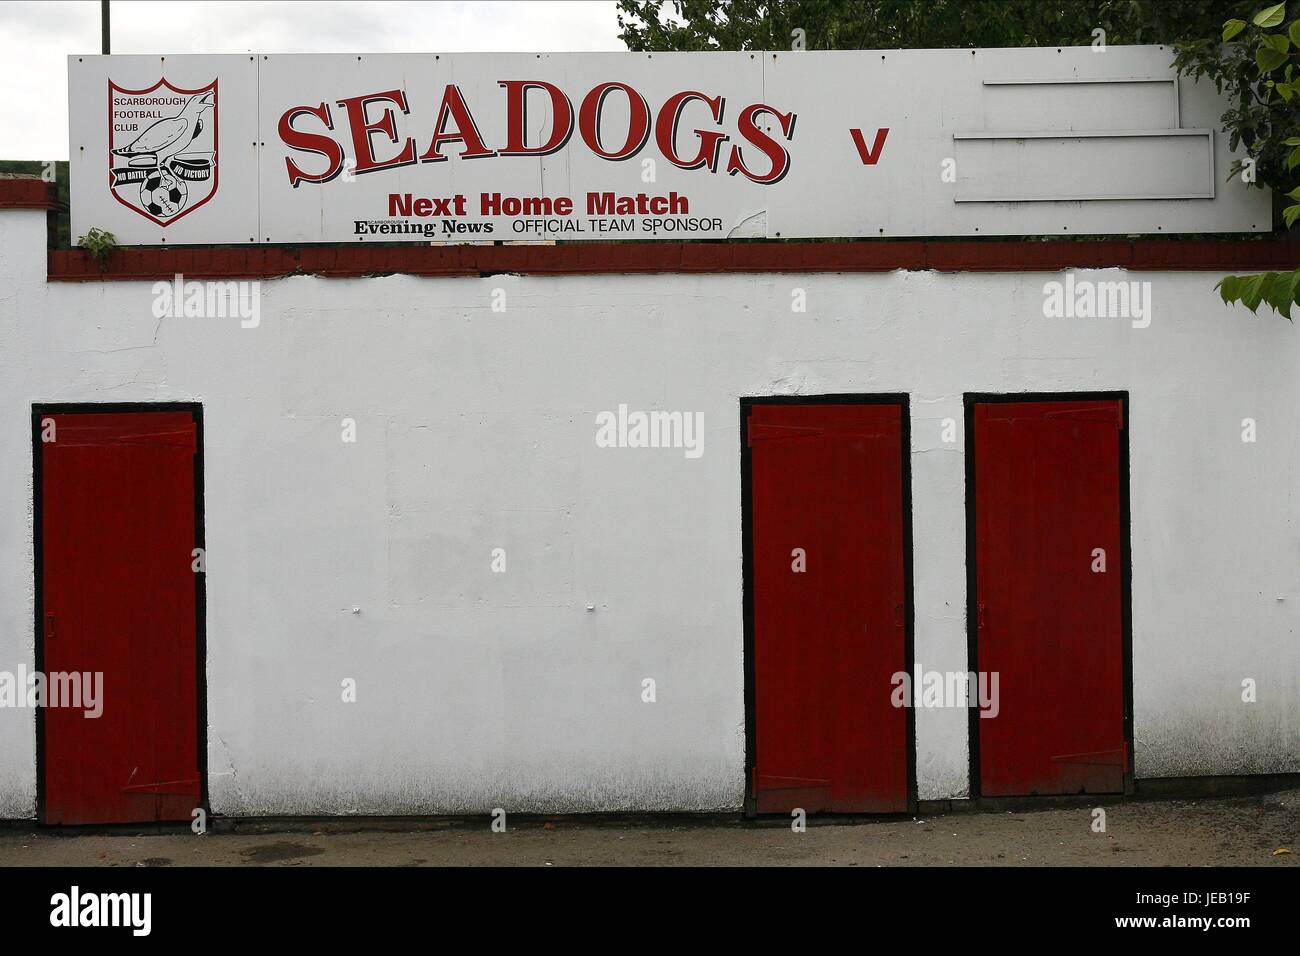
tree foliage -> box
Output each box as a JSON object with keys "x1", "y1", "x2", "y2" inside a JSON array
[
  {"x1": 617, "y1": 1, "x2": 1247, "y2": 52},
  {"x1": 1174, "y1": 3, "x2": 1300, "y2": 203},
  {"x1": 1174, "y1": 3, "x2": 1300, "y2": 317}
]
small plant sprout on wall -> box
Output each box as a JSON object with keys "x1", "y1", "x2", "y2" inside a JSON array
[{"x1": 75, "y1": 227, "x2": 117, "y2": 267}]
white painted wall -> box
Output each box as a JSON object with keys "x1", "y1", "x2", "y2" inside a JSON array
[{"x1": 1, "y1": 206, "x2": 1297, "y2": 816}]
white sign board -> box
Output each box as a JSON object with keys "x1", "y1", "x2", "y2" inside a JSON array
[{"x1": 69, "y1": 48, "x2": 1270, "y2": 245}]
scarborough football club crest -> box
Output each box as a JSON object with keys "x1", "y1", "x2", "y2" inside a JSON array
[{"x1": 108, "y1": 78, "x2": 218, "y2": 226}]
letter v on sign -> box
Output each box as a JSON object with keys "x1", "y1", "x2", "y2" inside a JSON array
[{"x1": 850, "y1": 128, "x2": 889, "y2": 165}]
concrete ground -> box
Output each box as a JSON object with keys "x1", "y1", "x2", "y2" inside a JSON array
[{"x1": 1, "y1": 792, "x2": 1296, "y2": 867}]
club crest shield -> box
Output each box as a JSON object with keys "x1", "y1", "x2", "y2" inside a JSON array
[{"x1": 108, "y1": 77, "x2": 218, "y2": 226}]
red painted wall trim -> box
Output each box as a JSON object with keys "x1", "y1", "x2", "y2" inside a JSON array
[
  {"x1": 42, "y1": 238, "x2": 1300, "y2": 282},
  {"x1": 0, "y1": 178, "x2": 57, "y2": 210}
]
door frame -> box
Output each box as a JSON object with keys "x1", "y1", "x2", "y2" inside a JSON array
[
  {"x1": 31, "y1": 402, "x2": 208, "y2": 825},
  {"x1": 740, "y1": 394, "x2": 916, "y2": 816},
  {"x1": 963, "y1": 391, "x2": 1134, "y2": 799}
]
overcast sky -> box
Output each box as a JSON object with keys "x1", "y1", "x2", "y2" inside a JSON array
[{"x1": 0, "y1": 1, "x2": 626, "y2": 160}]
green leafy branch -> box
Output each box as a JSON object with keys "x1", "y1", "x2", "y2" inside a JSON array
[
  {"x1": 1217, "y1": 268, "x2": 1300, "y2": 316},
  {"x1": 1211, "y1": 3, "x2": 1300, "y2": 319}
]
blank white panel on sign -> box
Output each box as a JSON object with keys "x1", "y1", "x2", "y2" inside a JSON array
[
  {"x1": 762, "y1": 46, "x2": 1262, "y2": 237},
  {"x1": 979, "y1": 78, "x2": 1179, "y2": 132},
  {"x1": 954, "y1": 130, "x2": 1213, "y2": 202}
]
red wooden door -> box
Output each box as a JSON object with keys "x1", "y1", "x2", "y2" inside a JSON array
[
  {"x1": 40, "y1": 410, "x2": 202, "y2": 824},
  {"x1": 748, "y1": 402, "x2": 909, "y2": 813},
  {"x1": 973, "y1": 399, "x2": 1127, "y2": 796}
]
